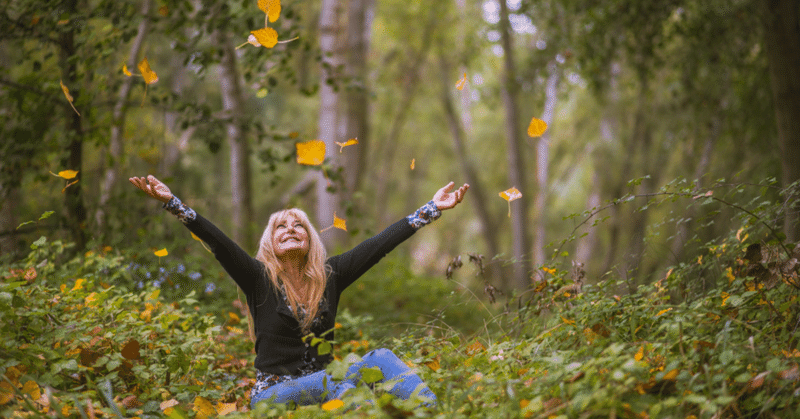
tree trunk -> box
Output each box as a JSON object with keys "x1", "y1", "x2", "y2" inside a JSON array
[
  {"x1": 499, "y1": 0, "x2": 530, "y2": 289},
  {"x1": 340, "y1": 0, "x2": 374, "y2": 196},
  {"x1": 60, "y1": 0, "x2": 87, "y2": 250},
  {"x1": 762, "y1": 0, "x2": 800, "y2": 242},
  {"x1": 438, "y1": 54, "x2": 502, "y2": 284},
  {"x1": 219, "y1": 33, "x2": 253, "y2": 250},
  {"x1": 96, "y1": 0, "x2": 152, "y2": 233},
  {"x1": 317, "y1": 0, "x2": 345, "y2": 247},
  {"x1": 0, "y1": 184, "x2": 19, "y2": 257},
  {"x1": 532, "y1": 61, "x2": 559, "y2": 279}
]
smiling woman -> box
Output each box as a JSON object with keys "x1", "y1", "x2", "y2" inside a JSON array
[{"x1": 128, "y1": 174, "x2": 469, "y2": 410}]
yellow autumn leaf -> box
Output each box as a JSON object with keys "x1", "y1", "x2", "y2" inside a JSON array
[
  {"x1": 229, "y1": 312, "x2": 241, "y2": 323},
  {"x1": 334, "y1": 138, "x2": 358, "y2": 153},
  {"x1": 60, "y1": 79, "x2": 80, "y2": 116},
  {"x1": 410, "y1": 158, "x2": 415, "y2": 170},
  {"x1": 527, "y1": 116, "x2": 548, "y2": 137},
  {"x1": 296, "y1": 140, "x2": 326, "y2": 165},
  {"x1": 85, "y1": 292, "x2": 99, "y2": 306},
  {"x1": 249, "y1": 27, "x2": 279, "y2": 48},
  {"x1": 725, "y1": 267, "x2": 735, "y2": 283},
  {"x1": 561, "y1": 316, "x2": 575, "y2": 326},
  {"x1": 154, "y1": 248, "x2": 168, "y2": 257},
  {"x1": 257, "y1": 0, "x2": 281, "y2": 23},
  {"x1": 321, "y1": 399, "x2": 344, "y2": 411},
  {"x1": 634, "y1": 346, "x2": 644, "y2": 361},
  {"x1": 455, "y1": 72, "x2": 467, "y2": 90},
  {"x1": 72, "y1": 278, "x2": 86, "y2": 292},
  {"x1": 215, "y1": 402, "x2": 236, "y2": 415},
  {"x1": 193, "y1": 396, "x2": 216, "y2": 419},
  {"x1": 655, "y1": 308, "x2": 672, "y2": 316},
  {"x1": 721, "y1": 292, "x2": 730, "y2": 307},
  {"x1": 122, "y1": 64, "x2": 132, "y2": 77},
  {"x1": 138, "y1": 57, "x2": 159, "y2": 84},
  {"x1": 542, "y1": 267, "x2": 556, "y2": 275},
  {"x1": 424, "y1": 359, "x2": 440, "y2": 371},
  {"x1": 22, "y1": 380, "x2": 40, "y2": 401},
  {"x1": 0, "y1": 382, "x2": 14, "y2": 405},
  {"x1": 49, "y1": 169, "x2": 78, "y2": 179},
  {"x1": 191, "y1": 232, "x2": 202, "y2": 242},
  {"x1": 158, "y1": 6, "x2": 168, "y2": 16},
  {"x1": 663, "y1": 369, "x2": 679, "y2": 381},
  {"x1": 333, "y1": 212, "x2": 346, "y2": 231},
  {"x1": 499, "y1": 187, "x2": 522, "y2": 202}
]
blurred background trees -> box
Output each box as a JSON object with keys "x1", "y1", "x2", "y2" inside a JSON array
[{"x1": 1, "y1": 0, "x2": 797, "y2": 296}]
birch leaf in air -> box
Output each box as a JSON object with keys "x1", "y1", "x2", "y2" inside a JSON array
[
  {"x1": 249, "y1": 27, "x2": 279, "y2": 48},
  {"x1": 527, "y1": 117, "x2": 548, "y2": 137},
  {"x1": 138, "y1": 57, "x2": 158, "y2": 84},
  {"x1": 410, "y1": 158, "x2": 415, "y2": 170},
  {"x1": 296, "y1": 140, "x2": 326, "y2": 165},
  {"x1": 334, "y1": 138, "x2": 358, "y2": 153},
  {"x1": 257, "y1": 0, "x2": 281, "y2": 23},
  {"x1": 320, "y1": 212, "x2": 347, "y2": 232},
  {"x1": 499, "y1": 187, "x2": 522, "y2": 202},
  {"x1": 500, "y1": 187, "x2": 522, "y2": 218},
  {"x1": 122, "y1": 64, "x2": 132, "y2": 77},
  {"x1": 154, "y1": 248, "x2": 168, "y2": 257},
  {"x1": 60, "y1": 80, "x2": 80, "y2": 116},
  {"x1": 51, "y1": 170, "x2": 78, "y2": 180},
  {"x1": 455, "y1": 73, "x2": 467, "y2": 90}
]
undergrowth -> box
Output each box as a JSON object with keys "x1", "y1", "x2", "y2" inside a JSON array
[{"x1": 2, "y1": 179, "x2": 799, "y2": 418}]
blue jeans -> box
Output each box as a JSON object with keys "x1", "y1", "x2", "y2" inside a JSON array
[{"x1": 250, "y1": 348, "x2": 436, "y2": 409}]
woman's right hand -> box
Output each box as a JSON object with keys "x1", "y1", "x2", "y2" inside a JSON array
[{"x1": 129, "y1": 175, "x2": 173, "y2": 203}]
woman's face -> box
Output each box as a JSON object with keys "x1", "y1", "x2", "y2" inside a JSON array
[{"x1": 272, "y1": 214, "x2": 310, "y2": 260}]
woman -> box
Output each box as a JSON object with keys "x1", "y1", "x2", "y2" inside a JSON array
[{"x1": 129, "y1": 175, "x2": 469, "y2": 409}]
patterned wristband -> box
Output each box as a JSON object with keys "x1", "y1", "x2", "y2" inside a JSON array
[
  {"x1": 406, "y1": 200, "x2": 442, "y2": 230},
  {"x1": 163, "y1": 196, "x2": 197, "y2": 224}
]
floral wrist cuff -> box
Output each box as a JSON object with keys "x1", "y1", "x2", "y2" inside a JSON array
[
  {"x1": 163, "y1": 196, "x2": 196, "y2": 224},
  {"x1": 406, "y1": 200, "x2": 441, "y2": 230}
]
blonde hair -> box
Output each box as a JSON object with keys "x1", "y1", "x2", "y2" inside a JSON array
[{"x1": 247, "y1": 208, "x2": 329, "y2": 338}]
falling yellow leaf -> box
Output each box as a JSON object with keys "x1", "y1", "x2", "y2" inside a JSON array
[
  {"x1": 456, "y1": 73, "x2": 467, "y2": 90},
  {"x1": 158, "y1": 6, "x2": 169, "y2": 16},
  {"x1": 50, "y1": 169, "x2": 79, "y2": 179},
  {"x1": 248, "y1": 27, "x2": 279, "y2": 48},
  {"x1": 138, "y1": 57, "x2": 158, "y2": 84},
  {"x1": 122, "y1": 64, "x2": 132, "y2": 77},
  {"x1": 320, "y1": 212, "x2": 347, "y2": 232},
  {"x1": 321, "y1": 399, "x2": 344, "y2": 411},
  {"x1": 154, "y1": 248, "x2": 168, "y2": 257},
  {"x1": 499, "y1": 187, "x2": 522, "y2": 202},
  {"x1": 334, "y1": 138, "x2": 358, "y2": 153},
  {"x1": 410, "y1": 158, "x2": 415, "y2": 170},
  {"x1": 500, "y1": 187, "x2": 522, "y2": 217},
  {"x1": 257, "y1": 0, "x2": 281, "y2": 23},
  {"x1": 333, "y1": 213, "x2": 346, "y2": 231},
  {"x1": 60, "y1": 79, "x2": 80, "y2": 116},
  {"x1": 296, "y1": 140, "x2": 326, "y2": 165},
  {"x1": 527, "y1": 116, "x2": 548, "y2": 137}
]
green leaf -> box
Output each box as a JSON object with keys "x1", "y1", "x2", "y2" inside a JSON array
[
  {"x1": 31, "y1": 236, "x2": 46, "y2": 250},
  {"x1": 360, "y1": 366, "x2": 383, "y2": 384}
]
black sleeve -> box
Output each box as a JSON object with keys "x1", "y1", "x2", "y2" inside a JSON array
[
  {"x1": 183, "y1": 214, "x2": 264, "y2": 295},
  {"x1": 327, "y1": 219, "x2": 416, "y2": 292}
]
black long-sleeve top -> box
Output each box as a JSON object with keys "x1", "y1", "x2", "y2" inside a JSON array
[{"x1": 164, "y1": 198, "x2": 441, "y2": 376}]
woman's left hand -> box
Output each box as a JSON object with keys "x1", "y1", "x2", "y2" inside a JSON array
[{"x1": 433, "y1": 182, "x2": 470, "y2": 210}]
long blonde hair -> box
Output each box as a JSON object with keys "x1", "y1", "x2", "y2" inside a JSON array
[{"x1": 247, "y1": 208, "x2": 329, "y2": 337}]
